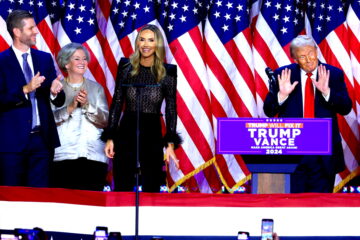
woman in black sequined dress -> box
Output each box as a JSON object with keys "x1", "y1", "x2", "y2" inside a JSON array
[{"x1": 103, "y1": 25, "x2": 181, "y2": 192}]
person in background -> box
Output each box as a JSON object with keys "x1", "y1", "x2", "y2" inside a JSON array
[
  {"x1": 0, "y1": 10, "x2": 64, "y2": 187},
  {"x1": 263, "y1": 35, "x2": 352, "y2": 193},
  {"x1": 51, "y1": 43, "x2": 109, "y2": 191},
  {"x1": 103, "y1": 24, "x2": 181, "y2": 192}
]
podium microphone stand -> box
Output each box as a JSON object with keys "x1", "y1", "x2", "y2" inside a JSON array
[
  {"x1": 135, "y1": 85, "x2": 141, "y2": 240},
  {"x1": 122, "y1": 83, "x2": 159, "y2": 240}
]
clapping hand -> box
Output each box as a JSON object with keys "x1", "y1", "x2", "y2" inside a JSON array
[{"x1": 50, "y1": 75, "x2": 63, "y2": 95}]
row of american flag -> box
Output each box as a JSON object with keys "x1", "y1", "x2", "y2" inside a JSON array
[{"x1": 0, "y1": 0, "x2": 359, "y2": 193}]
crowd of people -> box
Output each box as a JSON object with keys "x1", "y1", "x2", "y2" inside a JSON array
[{"x1": 0, "y1": 10, "x2": 352, "y2": 194}]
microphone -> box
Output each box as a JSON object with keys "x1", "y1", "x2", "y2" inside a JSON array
[{"x1": 265, "y1": 67, "x2": 277, "y2": 94}]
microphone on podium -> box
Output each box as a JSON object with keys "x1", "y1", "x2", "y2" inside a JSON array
[{"x1": 265, "y1": 67, "x2": 278, "y2": 94}]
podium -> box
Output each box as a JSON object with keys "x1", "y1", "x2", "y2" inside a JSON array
[
  {"x1": 217, "y1": 117, "x2": 332, "y2": 194},
  {"x1": 243, "y1": 155, "x2": 299, "y2": 194}
]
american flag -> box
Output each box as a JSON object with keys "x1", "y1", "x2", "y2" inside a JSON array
[
  {"x1": 0, "y1": 0, "x2": 59, "y2": 59},
  {"x1": 253, "y1": 0, "x2": 305, "y2": 117},
  {"x1": 157, "y1": 0, "x2": 222, "y2": 193},
  {"x1": 203, "y1": 0, "x2": 255, "y2": 192},
  {"x1": 55, "y1": 0, "x2": 113, "y2": 104},
  {"x1": 347, "y1": 1, "x2": 360, "y2": 143},
  {"x1": 305, "y1": 0, "x2": 360, "y2": 191},
  {"x1": 104, "y1": 0, "x2": 158, "y2": 85}
]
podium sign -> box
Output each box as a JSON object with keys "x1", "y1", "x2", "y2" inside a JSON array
[{"x1": 217, "y1": 118, "x2": 332, "y2": 155}]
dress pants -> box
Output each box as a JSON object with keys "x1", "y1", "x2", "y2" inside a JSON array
[
  {"x1": 291, "y1": 156, "x2": 335, "y2": 193},
  {"x1": 0, "y1": 131, "x2": 51, "y2": 187}
]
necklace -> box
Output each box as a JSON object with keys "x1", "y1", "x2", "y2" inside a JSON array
[{"x1": 65, "y1": 77, "x2": 85, "y2": 91}]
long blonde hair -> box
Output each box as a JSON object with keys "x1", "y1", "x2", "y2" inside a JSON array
[{"x1": 129, "y1": 24, "x2": 166, "y2": 82}]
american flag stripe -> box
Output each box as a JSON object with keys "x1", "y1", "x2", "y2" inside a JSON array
[
  {"x1": 103, "y1": 20, "x2": 124, "y2": 78},
  {"x1": 204, "y1": 39, "x2": 253, "y2": 117},
  {"x1": 174, "y1": 32, "x2": 213, "y2": 121},
  {"x1": 317, "y1": 37, "x2": 355, "y2": 99},
  {"x1": 215, "y1": 154, "x2": 251, "y2": 187},
  {"x1": 175, "y1": 93, "x2": 213, "y2": 165},
  {"x1": 305, "y1": 0, "x2": 360, "y2": 190},
  {"x1": 94, "y1": 32, "x2": 116, "y2": 96},
  {"x1": 165, "y1": 17, "x2": 220, "y2": 191},
  {"x1": 315, "y1": 34, "x2": 360, "y2": 161},
  {"x1": 225, "y1": 31, "x2": 256, "y2": 99},
  {"x1": 347, "y1": 3, "x2": 360, "y2": 110},
  {"x1": 204, "y1": 0, "x2": 255, "y2": 191},
  {"x1": 95, "y1": 1, "x2": 118, "y2": 95},
  {"x1": 36, "y1": 18, "x2": 61, "y2": 57},
  {"x1": 0, "y1": 17, "x2": 11, "y2": 48},
  {"x1": 254, "y1": 14, "x2": 293, "y2": 65},
  {"x1": 0, "y1": 37, "x2": 9, "y2": 52}
]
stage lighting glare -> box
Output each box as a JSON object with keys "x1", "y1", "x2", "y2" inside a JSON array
[
  {"x1": 160, "y1": 185, "x2": 168, "y2": 193},
  {"x1": 177, "y1": 186, "x2": 186, "y2": 193}
]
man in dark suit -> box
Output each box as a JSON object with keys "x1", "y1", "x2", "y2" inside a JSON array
[
  {"x1": 0, "y1": 10, "x2": 65, "y2": 187},
  {"x1": 263, "y1": 35, "x2": 352, "y2": 193}
]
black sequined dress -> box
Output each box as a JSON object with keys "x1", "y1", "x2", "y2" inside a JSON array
[{"x1": 104, "y1": 58, "x2": 180, "y2": 192}]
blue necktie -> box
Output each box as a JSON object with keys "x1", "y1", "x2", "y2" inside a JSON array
[{"x1": 22, "y1": 53, "x2": 37, "y2": 128}]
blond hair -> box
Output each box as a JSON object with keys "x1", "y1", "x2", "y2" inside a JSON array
[{"x1": 129, "y1": 24, "x2": 166, "y2": 82}]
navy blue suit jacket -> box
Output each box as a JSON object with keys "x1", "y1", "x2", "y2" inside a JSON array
[
  {"x1": 263, "y1": 63, "x2": 352, "y2": 175},
  {"x1": 0, "y1": 47, "x2": 65, "y2": 152}
]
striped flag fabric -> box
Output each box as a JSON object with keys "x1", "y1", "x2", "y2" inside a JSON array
[
  {"x1": 104, "y1": 0, "x2": 158, "y2": 90},
  {"x1": 56, "y1": 0, "x2": 112, "y2": 104},
  {"x1": 0, "y1": 1, "x2": 13, "y2": 52},
  {"x1": 0, "y1": 0, "x2": 59, "y2": 58},
  {"x1": 253, "y1": 0, "x2": 305, "y2": 117},
  {"x1": 203, "y1": 0, "x2": 255, "y2": 192},
  {"x1": 305, "y1": 0, "x2": 360, "y2": 191},
  {"x1": 347, "y1": 1, "x2": 360, "y2": 136},
  {"x1": 158, "y1": 0, "x2": 222, "y2": 193}
]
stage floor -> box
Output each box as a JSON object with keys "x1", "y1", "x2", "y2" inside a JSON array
[{"x1": 1, "y1": 187, "x2": 360, "y2": 240}]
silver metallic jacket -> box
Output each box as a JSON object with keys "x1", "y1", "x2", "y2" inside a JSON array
[{"x1": 52, "y1": 78, "x2": 109, "y2": 163}]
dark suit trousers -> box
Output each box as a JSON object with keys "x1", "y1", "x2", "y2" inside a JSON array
[
  {"x1": 0, "y1": 131, "x2": 51, "y2": 187},
  {"x1": 291, "y1": 156, "x2": 335, "y2": 193}
]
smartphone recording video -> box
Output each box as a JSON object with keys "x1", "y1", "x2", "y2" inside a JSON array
[{"x1": 261, "y1": 218, "x2": 274, "y2": 240}]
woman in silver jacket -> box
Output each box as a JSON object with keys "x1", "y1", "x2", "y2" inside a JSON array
[{"x1": 51, "y1": 43, "x2": 109, "y2": 191}]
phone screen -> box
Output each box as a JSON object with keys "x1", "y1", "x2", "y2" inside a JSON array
[
  {"x1": 0, "y1": 234, "x2": 18, "y2": 240},
  {"x1": 237, "y1": 231, "x2": 249, "y2": 240},
  {"x1": 94, "y1": 230, "x2": 107, "y2": 240},
  {"x1": 261, "y1": 219, "x2": 274, "y2": 240}
]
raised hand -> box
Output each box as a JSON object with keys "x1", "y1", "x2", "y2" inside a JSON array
[
  {"x1": 314, "y1": 64, "x2": 330, "y2": 96},
  {"x1": 278, "y1": 68, "x2": 298, "y2": 101}
]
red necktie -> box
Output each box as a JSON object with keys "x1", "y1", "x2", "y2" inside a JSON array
[{"x1": 304, "y1": 72, "x2": 314, "y2": 118}]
